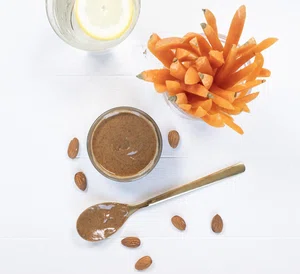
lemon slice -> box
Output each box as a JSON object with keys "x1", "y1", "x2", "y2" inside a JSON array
[{"x1": 75, "y1": 0, "x2": 134, "y2": 40}]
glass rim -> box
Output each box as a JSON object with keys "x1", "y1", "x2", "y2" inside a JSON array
[
  {"x1": 87, "y1": 106, "x2": 163, "y2": 182},
  {"x1": 45, "y1": 0, "x2": 141, "y2": 52},
  {"x1": 164, "y1": 33, "x2": 252, "y2": 121}
]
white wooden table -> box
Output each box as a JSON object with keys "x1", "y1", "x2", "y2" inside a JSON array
[{"x1": 1, "y1": 0, "x2": 300, "y2": 273}]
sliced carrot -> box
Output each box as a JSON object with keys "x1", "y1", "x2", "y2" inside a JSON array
[
  {"x1": 234, "y1": 101, "x2": 250, "y2": 112},
  {"x1": 231, "y1": 37, "x2": 278, "y2": 72},
  {"x1": 191, "y1": 99, "x2": 212, "y2": 111},
  {"x1": 194, "y1": 56, "x2": 214, "y2": 75},
  {"x1": 245, "y1": 53, "x2": 264, "y2": 82},
  {"x1": 217, "y1": 105, "x2": 242, "y2": 115},
  {"x1": 203, "y1": 9, "x2": 218, "y2": 34},
  {"x1": 189, "y1": 37, "x2": 202, "y2": 56},
  {"x1": 202, "y1": 113, "x2": 225, "y2": 128},
  {"x1": 176, "y1": 48, "x2": 198, "y2": 62},
  {"x1": 194, "y1": 106, "x2": 208, "y2": 117},
  {"x1": 181, "y1": 83, "x2": 209, "y2": 97},
  {"x1": 259, "y1": 68, "x2": 271, "y2": 77},
  {"x1": 215, "y1": 44, "x2": 238, "y2": 84},
  {"x1": 147, "y1": 34, "x2": 175, "y2": 68},
  {"x1": 230, "y1": 79, "x2": 266, "y2": 93},
  {"x1": 223, "y1": 5, "x2": 247, "y2": 59},
  {"x1": 182, "y1": 61, "x2": 194, "y2": 69},
  {"x1": 166, "y1": 80, "x2": 183, "y2": 95},
  {"x1": 155, "y1": 37, "x2": 199, "y2": 55},
  {"x1": 221, "y1": 62, "x2": 257, "y2": 89},
  {"x1": 210, "y1": 84, "x2": 235, "y2": 103},
  {"x1": 235, "y1": 92, "x2": 259, "y2": 104},
  {"x1": 220, "y1": 113, "x2": 244, "y2": 134},
  {"x1": 170, "y1": 59, "x2": 187, "y2": 81},
  {"x1": 210, "y1": 92, "x2": 234, "y2": 110},
  {"x1": 199, "y1": 73, "x2": 213, "y2": 89},
  {"x1": 137, "y1": 69, "x2": 175, "y2": 83},
  {"x1": 201, "y1": 23, "x2": 223, "y2": 51},
  {"x1": 185, "y1": 67, "x2": 200, "y2": 85},
  {"x1": 179, "y1": 104, "x2": 192, "y2": 111},
  {"x1": 174, "y1": 92, "x2": 188, "y2": 104},
  {"x1": 154, "y1": 83, "x2": 167, "y2": 93},
  {"x1": 237, "y1": 37, "x2": 256, "y2": 56},
  {"x1": 183, "y1": 33, "x2": 211, "y2": 56},
  {"x1": 175, "y1": 48, "x2": 190, "y2": 60},
  {"x1": 209, "y1": 50, "x2": 225, "y2": 68}
]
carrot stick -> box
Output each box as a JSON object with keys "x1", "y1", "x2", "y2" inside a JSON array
[
  {"x1": 155, "y1": 37, "x2": 199, "y2": 55},
  {"x1": 189, "y1": 37, "x2": 202, "y2": 56},
  {"x1": 209, "y1": 50, "x2": 225, "y2": 68},
  {"x1": 221, "y1": 62, "x2": 257, "y2": 89},
  {"x1": 181, "y1": 83, "x2": 209, "y2": 97},
  {"x1": 210, "y1": 84, "x2": 235, "y2": 103},
  {"x1": 209, "y1": 92, "x2": 235, "y2": 110},
  {"x1": 245, "y1": 53, "x2": 264, "y2": 81},
  {"x1": 191, "y1": 99, "x2": 212, "y2": 111},
  {"x1": 203, "y1": 9, "x2": 218, "y2": 34},
  {"x1": 199, "y1": 73, "x2": 213, "y2": 89},
  {"x1": 235, "y1": 92, "x2": 259, "y2": 104},
  {"x1": 154, "y1": 83, "x2": 167, "y2": 93},
  {"x1": 230, "y1": 79, "x2": 266, "y2": 93},
  {"x1": 182, "y1": 61, "x2": 194, "y2": 69},
  {"x1": 215, "y1": 44, "x2": 238, "y2": 84},
  {"x1": 202, "y1": 113, "x2": 225, "y2": 127},
  {"x1": 179, "y1": 104, "x2": 192, "y2": 111},
  {"x1": 231, "y1": 37, "x2": 278, "y2": 72},
  {"x1": 216, "y1": 105, "x2": 242, "y2": 115},
  {"x1": 171, "y1": 92, "x2": 188, "y2": 104},
  {"x1": 220, "y1": 113, "x2": 244, "y2": 134},
  {"x1": 185, "y1": 67, "x2": 201, "y2": 85},
  {"x1": 223, "y1": 5, "x2": 246, "y2": 59},
  {"x1": 259, "y1": 68, "x2": 271, "y2": 77},
  {"x1": 147, "y1": 34, "x2": 175, "y2": 68},
  {"x1": 137, "y1": 69, "x2": 175, "y2": 83},
  {"x1": 194, "y1": 106, "x2": 208, "y2": 117},
  {"x1": 233, "y1": 101, "x2": 250, "y2": 112},
  {"x1": 166, "y1": 80, "x2": 183, "y2": 95},
  {"x1": 170, "y1": 59, "x2": 187, "y2": 81},
  {"x1": 237, "y1": 37, "x2": 256, "y2": 56},
  {"x1": 183, "y1": 33, "x2": 212, "y2": 56},
  {"x1": 175, "y1": 48, "x2": 198, "y2": 62},
  {"x1": 194, "y1": 56, "x2": 214, "y2": 75},
  {"x1": 200, "y1": 23, "x2": 223, "y2": 51}
]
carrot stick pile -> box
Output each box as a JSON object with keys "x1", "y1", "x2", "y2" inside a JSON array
[{"x1": 137, "y1": 6, "x2": 278, "y2": 134}]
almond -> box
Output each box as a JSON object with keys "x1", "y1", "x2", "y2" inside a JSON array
[
  {"x1": 121, "y1": 237, "x2": 141, "y2": 248},
  {"x1": 171, "y1": 215, "x2": 186, "y2": 231},
  {"x1": 68, "y1": 138, "x2": 79, "y2": 159},
  {"x1": 211, "y1": 214, "x2": 223, "y2": 233},
  {"x1": 168, "y1": 130, "x2": 180, "y2": 148},
  {"x1": 135, "y1": 256, "x2": 152, "y2": 271},
  {"x1": 74, "y1": 172, "x2": 87, "y2": 191}
]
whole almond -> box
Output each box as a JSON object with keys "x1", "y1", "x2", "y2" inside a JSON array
[
  {"x1": 74, "y1": 172, "x2": 87, "y2": 191},
  {"x1": 135, "y1": 256, "x2": 152, "y2": 271},
  {"x1": 211, "y1": 214, "x2": 223, "y2": 233},
  {"x1": 171, "y1": 215, "x2": 186, "y2": 231},
  {"x1": 121, "y1": 237, "x2": 141, "y2": 248},
  {"x1": 168, "y1": 130, "x2": 180, "y2": 149},
  {"x1": 68, "y1": 138, "x2": 79, "y2": 159}
]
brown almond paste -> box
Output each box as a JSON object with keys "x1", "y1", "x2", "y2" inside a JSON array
[{"x1": 91, "y1": 112, "x2": 158, "y2": 178}]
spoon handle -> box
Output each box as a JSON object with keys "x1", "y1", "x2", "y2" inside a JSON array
[{"x1": 139, "y1": 163, "x2": 245, "y2": 208}]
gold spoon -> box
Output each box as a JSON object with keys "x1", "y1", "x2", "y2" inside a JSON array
[{"x1": 77, "y1": 162, "x2": 245, "y2": 242}]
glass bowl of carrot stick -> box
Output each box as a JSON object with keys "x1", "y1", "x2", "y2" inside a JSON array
[{"x1": 137, "y1": 6, "x2": 277, "y2": 134}]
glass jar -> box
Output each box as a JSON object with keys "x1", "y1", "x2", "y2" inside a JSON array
[
  {"x1": 87, "y1": 107, "x2": 163, "y2": 182},
  {"x1": 45, "y1": 0, "x2": 141, "y2": 52}
]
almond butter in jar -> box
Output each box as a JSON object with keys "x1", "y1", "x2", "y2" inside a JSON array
[{"x1": 87, "y1": 107, "x2": 162, "y2": 182}]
